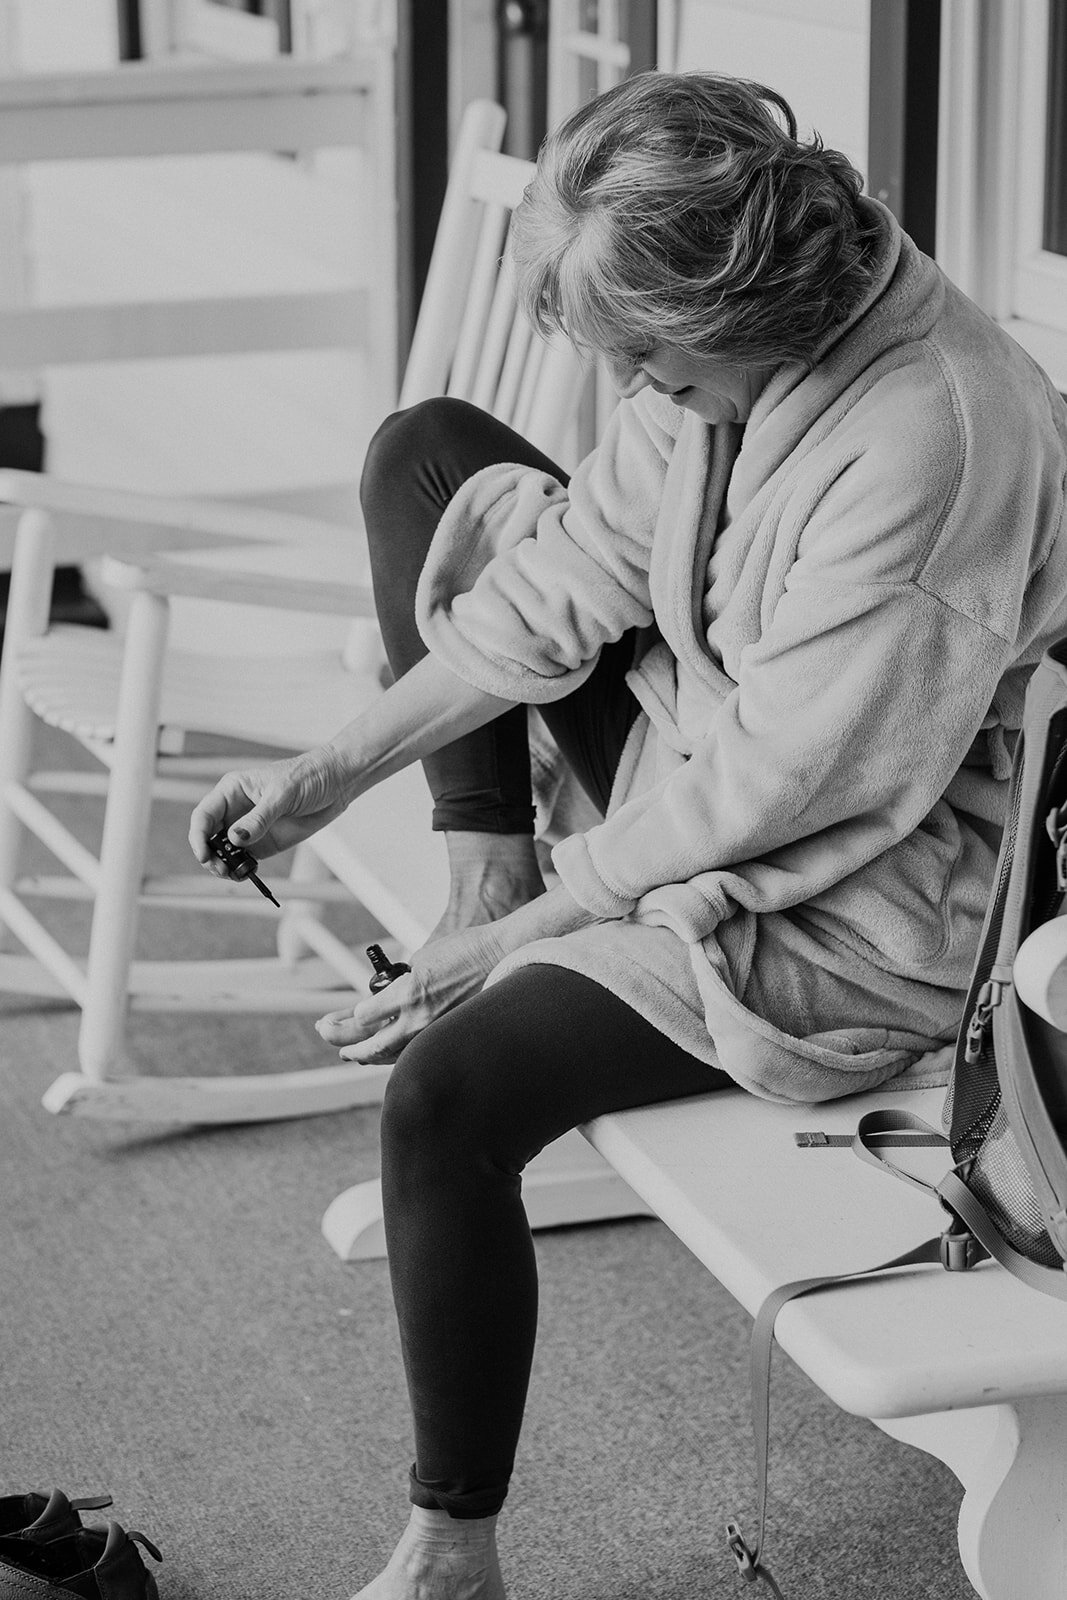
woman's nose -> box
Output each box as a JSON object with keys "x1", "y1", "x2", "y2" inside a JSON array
[{"x1": 604, "y1": 356, "x2": 650, "y2": 399}]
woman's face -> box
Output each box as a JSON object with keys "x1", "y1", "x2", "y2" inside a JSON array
[{"x1": 603, "y1": 345, "x2": 775, "y2": 424}]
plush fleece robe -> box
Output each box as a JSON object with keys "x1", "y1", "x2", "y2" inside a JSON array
[{"x1": 415, "y1": 198, "x2": 1067, "y2": 1103}]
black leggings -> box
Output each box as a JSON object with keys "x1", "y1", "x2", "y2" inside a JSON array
[{"x1": 361, "y1": 398, "x2": 730, "y2": 1520}]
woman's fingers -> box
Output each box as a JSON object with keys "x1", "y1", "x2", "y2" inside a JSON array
[
  {"x1": 316, "y1": 984, "x2": 409, "y2": 1046},
  {"x1": 188, "y1": 775, "x2": 259, "y2": 871},
  {"x1": 315, "y1": 928, "x2": 506, "y2": 1062},
  {"x1": 316, "y1": 985, "x2": 414, "y2": 1063}
]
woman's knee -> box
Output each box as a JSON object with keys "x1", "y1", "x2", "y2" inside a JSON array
[
  {"x1": 381, "y1": 1024, "x2": 475, "y2": 1168},
  {"x1": 359, "y1": 396, "x2": 483, "y2": 525},
  {"x1": 380, "y1": 1014, "x2": 527, "y2": 1179}
]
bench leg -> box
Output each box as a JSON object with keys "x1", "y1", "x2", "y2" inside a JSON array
[{"x1": 877, "y1": 1398, "x2": 1067, "y2": 1600}]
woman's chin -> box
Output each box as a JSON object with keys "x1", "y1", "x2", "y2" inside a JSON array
[{"x1": 673, "y1": 389, "x2": 736, "y2": 424}]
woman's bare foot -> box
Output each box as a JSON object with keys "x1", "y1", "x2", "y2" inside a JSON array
[
  {"x1": 352, "y1": 1507, "x2": 507, "y2": 1600},
  {"x1": 429, "y1": 832, "x2": 546, "y2": 941}
]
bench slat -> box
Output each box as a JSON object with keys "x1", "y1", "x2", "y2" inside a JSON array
[{"x1": 584, "y1": 1085, "x2": 1067, "y2": 1419}]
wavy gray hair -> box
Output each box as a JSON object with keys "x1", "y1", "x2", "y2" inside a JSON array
[{"x1": 509, "y1": 71, "x2": 883, "y2": 370}]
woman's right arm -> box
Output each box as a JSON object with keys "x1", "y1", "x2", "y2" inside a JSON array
[{"x1": 188, "y1": 652, "x2": 516, "y2": 870}]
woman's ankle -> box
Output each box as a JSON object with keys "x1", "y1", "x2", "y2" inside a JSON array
[
  {"x1": 406, "y1": 1506, "x2": 500, "y2": 1549},
  {"x1": 351, "y1": 1506, "x2": 506, "y2": 1600},
  {"x1": 430, "y1": 832, "x2": 546, "y2": 939}
]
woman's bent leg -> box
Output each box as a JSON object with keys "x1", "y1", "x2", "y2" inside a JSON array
[
  {"x1": 360, "y1": 396, "x2": 641, "y2": 938},
  {"x1": 361, "y1": 397, "x2": 569, "y2": 838},
  {"x1": 379, "y1": 965, "x2": 731, "y2": 1531}
]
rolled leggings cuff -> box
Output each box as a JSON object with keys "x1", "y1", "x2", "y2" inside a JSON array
[
  {"x1": 408, "y1": 1464, "x2": 510, "y2": 1520},
  {"x1": 430, "y1": 799, "x2": 536, "y2": 834}
]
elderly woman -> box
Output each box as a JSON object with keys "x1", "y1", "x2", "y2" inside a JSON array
[{"x1": 191, "y1": 72, "x2": 1067, "y2": 1599}]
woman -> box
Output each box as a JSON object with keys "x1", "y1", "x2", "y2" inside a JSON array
[{"x1": 190, "y1": 73, "x2": 1067, "y2": 1598}]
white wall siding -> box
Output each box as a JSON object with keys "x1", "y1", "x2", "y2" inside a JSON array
[{"x1": 665, "y1": 0, "x2": 869, "y2": 179}]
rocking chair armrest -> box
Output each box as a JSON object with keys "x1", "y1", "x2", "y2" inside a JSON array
[
  {"x1": 99, "y1": 548, "x2": 377, "y2": 618},
  {"x1": 0, "y1": 468, "x2": 350, "y2": 558}
]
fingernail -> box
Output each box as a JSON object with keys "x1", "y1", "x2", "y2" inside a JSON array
[{"x1": 231, "y1": 826, "x2": 250, "y2": 842}]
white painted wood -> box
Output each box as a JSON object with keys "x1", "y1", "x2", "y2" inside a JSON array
[
  {"x1": 276, "y1": 841, "x2": 342, "y2": 965},
  {"x1": 0, "y1": 887, "x2": 89, "y2": 1003},
  {"x1": 100, "y1": 549, "x2": 375, "y2": 614},
  {"x1": 0, "y1": 290, "x2": 367, "y2": 367},
  {"x1": 586, "y1": 1085, "x2": 1067, "y2": 1418},
  {"x1": 0, "y1": 952, "x2": 70, "y2": 997},
  {"x1": 15, "y1": 872, "x2": 350, "y2": 908},
  {"x1": 448, "y1": 0, "x2": 497, "y2": 143},
  {"x1": 78, "y1": 590, "x2": 171, "y2": 1080},
  {"x1": 0, "y1": 510, "x2": 55, "y2": 910},
  {"x1": 670, "y1": 0, "x2": 869, "y2": 175},
  {"x1": 0, "y1": 103, "x2": 593, "y2": 1133},
  {"x1": 17, "y1": 628, "x2": 382, "y2": 750},
  {"x1": 0, "y1": 57, "x2": 376, "y2": 162},
  {"x1": 876, "y1": 1401, "x2": 1067, "y2": 1600},
  {"x1": 953, "y1": 1396, "x2": 1067, "y2": 1600},
  {"x1": 548, "y1": 0, "x2": 631, "y2": 136},
  {"x1": 43, "y1": 1061, "x2": 394, "y2": 1123},
  {"x1": 322, "y1": 1177, "x2": 388, "y2": 1259},
  {"x1": 4, "y1": 784, "x2": 101, "y2": 892},
  {"x1": 0, "y1": 466, "x2": 352, "y2": 545},
  {"x1": 448, "y1": 202, "x2": 512, "y2": 399},
  {"x1": 399, "y1": 102, "x2": 509, "y2": 402},
  {"x1": 583, "y1": 1085, "x2": 1067, "y2": 1595},
  {"x1": 176, "y1": 0, "x2": 281, "y2": 60},
  {"x1": 935, "y1": 0, "x2": 1037, "y2": 327},
  {"x1": 3, "y1": 39, "x2": 392, "y2": 526}
]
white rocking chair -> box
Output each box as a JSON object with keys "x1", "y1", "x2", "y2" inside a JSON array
[{"x1": 0, "y1": 100, "x2": 590, "y2": 1124}]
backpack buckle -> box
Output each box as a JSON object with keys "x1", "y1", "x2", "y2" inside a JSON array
[
  {"x1": 940, "y1": 1225, "x2": 980, "y2": 1271},
  {"x1": 725, "y1": 1521, "x2": 759, "y2": 1583},
  {"x1": 1047, "y1": 806, "x2": 1067, "y2": 889}
]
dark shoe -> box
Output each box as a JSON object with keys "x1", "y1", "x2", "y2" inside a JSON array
[
  {"x1": 0, "y1": 1521, "x2": 161, "y2": 1598},
  {"x1": 0, "y1": 1493, "x2": 112, "y2": 1544}
]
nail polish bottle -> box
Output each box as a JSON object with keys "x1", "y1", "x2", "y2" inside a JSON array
[{"x1": 366, "y1": 943, "x2": 411, "y2": 992}]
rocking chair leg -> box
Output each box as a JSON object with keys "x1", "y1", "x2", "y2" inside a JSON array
[
  {"x1": 78, "y1": 588, "x2": 169, "y2": 1080},
  {"x1": 0, "y1": 509, "x2": 56, "y2": 949}
]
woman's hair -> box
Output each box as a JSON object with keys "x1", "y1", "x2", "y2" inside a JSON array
[{"x1": 509, "y1": 71, "x2": 884, "y2": 370}]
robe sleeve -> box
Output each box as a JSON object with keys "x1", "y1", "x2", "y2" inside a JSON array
[{"x1": 414, "y1": 388, "x2": 679, "y2": 701}]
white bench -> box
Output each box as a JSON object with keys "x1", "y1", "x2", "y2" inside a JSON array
[
  {"x1": 314, "y1": 767, "x2": 1067, "y2": 1597},
  {"x1": 584, "y1": 1083, "x2": 1067, "y2": 1600}
]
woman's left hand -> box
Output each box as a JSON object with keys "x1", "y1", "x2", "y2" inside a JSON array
[{"x1": 315, "y1": 922, "x2": 509, "y2": 1062}]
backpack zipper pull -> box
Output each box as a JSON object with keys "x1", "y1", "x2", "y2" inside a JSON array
[{"x1": 964, "y1": 977, "x2": 1006, "y2": 1063}]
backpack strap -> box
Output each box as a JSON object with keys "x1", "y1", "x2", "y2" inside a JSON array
[
  {"x1": 727, "y1": 1235, "x2": 947, "y2": 1596},
  {"x1": 729, "y1": 1109, "x2": 988, "y2": 1593}
]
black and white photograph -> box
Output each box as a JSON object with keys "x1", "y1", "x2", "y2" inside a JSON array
[{"x1": 1, "y1": 4, "x2": 1066, "y2": 1598}]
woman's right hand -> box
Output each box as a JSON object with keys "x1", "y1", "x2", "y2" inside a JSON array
[{"x1": 188, "y1": 745, "x2": 351, "y2": 873}]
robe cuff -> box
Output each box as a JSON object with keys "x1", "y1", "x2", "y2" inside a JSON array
[
  {"x1": 551, "y1": 831, "x2": 637, "y2": 919},
  {"x1": 415, "y1": 462, "x2": 598, "y2": 703}
]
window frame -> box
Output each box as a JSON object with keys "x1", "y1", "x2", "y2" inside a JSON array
[{"x1": 937, "y1": 0, "x2": 1067, "y2": 387}]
